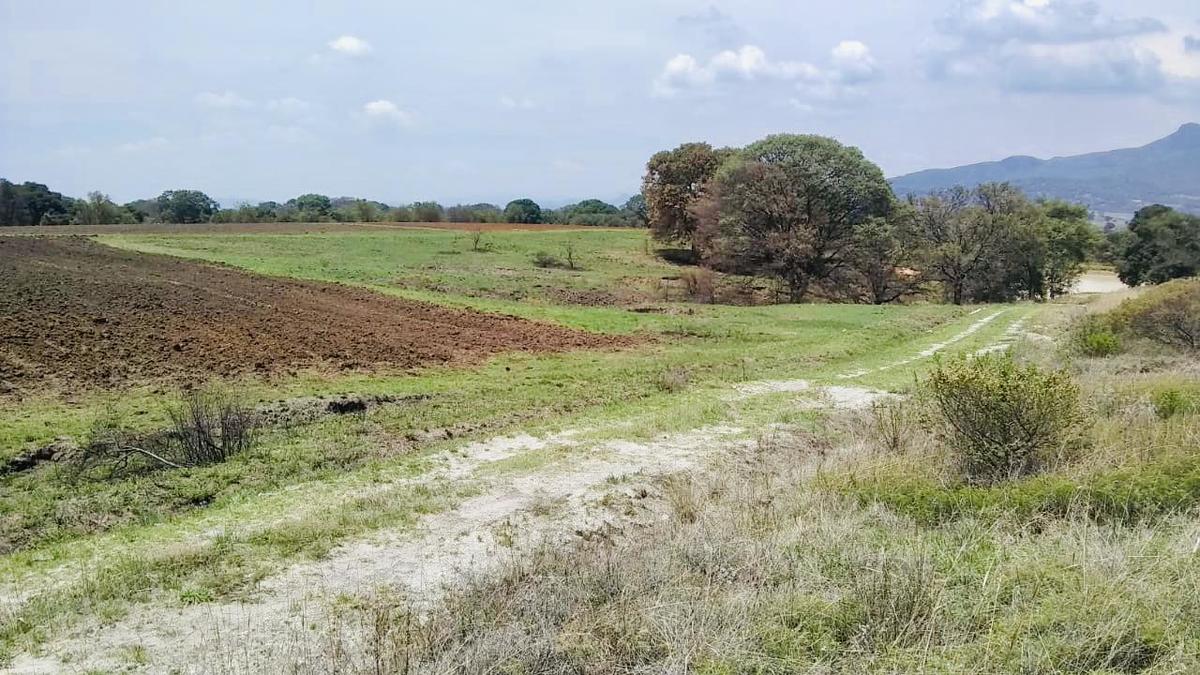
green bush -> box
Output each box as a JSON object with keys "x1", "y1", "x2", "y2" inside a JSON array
[
  {"x1": 1070, "y1": 315, "x2": 1121, "y2": 357},
  {"x1": 1151, "y1": 388, "x2": 1198, "y2": 419},
  {"x1": 925, "y1": 354, "x2": 1087, "y2": 484},
  {"x1": 1107, "y1": 277, "x2": 1200, "y2": 351}
]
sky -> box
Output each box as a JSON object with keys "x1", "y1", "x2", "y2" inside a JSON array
[{"x1": 2, "y1": 0, "x2": 1198, "y2": 207}]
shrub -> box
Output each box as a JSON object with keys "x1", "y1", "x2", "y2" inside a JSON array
[
  {"x1": 1108, "y1": 277, "x2": 1200, "y2": 351},
  {"x1": 925, "y1": 354, "x2": 1086, "y2": 484},
  {"x1": 680, "y1": 268, "x2": 716, "y2": 303},
  {"x1": 1151, "y1": 388, "x2": 1198, "y2": 419},
  {"x1": 167, "y1": 389, "x2": 259, "y2": 466},
  {"x1": 655, "y1": 365, "x2": 691, "y2": 393},
  {"x1": 532, "y1": 251, "x2": 566, "y2": 269},
  {"x1": 1070, "y1": 315, "x2": 1121, "y2": 357}
]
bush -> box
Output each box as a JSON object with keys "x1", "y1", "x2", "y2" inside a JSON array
[
  {"x1": 1108, "y1": 277, "x2": 1200, "y2": 351},
  {"x1": 532, "y1": 251, "x2": 566, "y2": 269},
  {"x1": 925, "y1": 354, "x2": 1086, "y2": 484},
  {"x1": 167, "y1": 389, "x2": 259, "y2": 466},
  {"x1": 1071, "y1": 315, "x2": 1121, "y2": 357},
  {"x1": 1151, "y1": 388, "x2": 1199, "y2": 419},
  {"x1": 655, "y1": 366, "x2": 691, "y2": 393},
  {"x1": 680, "y1": 268, "x2": 716, "y2": 303}
]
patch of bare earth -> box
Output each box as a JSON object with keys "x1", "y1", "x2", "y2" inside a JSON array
[{"x1": 0, "y1": 237, "x2": 628, "y2": 394}]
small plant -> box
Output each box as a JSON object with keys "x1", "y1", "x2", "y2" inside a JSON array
[
  {"x1": 167, "y1": 389, "x2": 259, "y2": 466},
  {"x1": 470, "y1": 229, "x2": 485, "y2": 252},
  {"x1": 655, "y1": 365, "x2": 691, "y2": 393},
  {"x1": 532, "y1": 251, "x2": 566, "y2": 269},
  {"x1": 834, "y1": 555, "x2": 939, "y2": 650},
  {"x1": 680, "y1": 267, "x2": 716, "y2": 303},
  {"x1": 925, "y1": 353, "x2": 1087, "y2": 484},
  {"x1": 563, "y1": 241, "x2": 578, "y2": 270},
  {"x1": 1151, "y1": 388, "x2": 1197, "y2": 419},
  {"x1": 1071, "y1": 315, "x2": 1121, "y2": 357},
  {"x1": 867, "y1": 400, "x2": 912, "y2": 454}
]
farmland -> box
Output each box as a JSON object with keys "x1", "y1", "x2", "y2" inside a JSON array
[{"x1": 1, "y1": 224, "x2": 1197, "y2": 673}]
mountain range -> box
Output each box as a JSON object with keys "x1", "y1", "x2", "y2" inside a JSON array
[{"x1": 889, "y1": 123, "x2": 1200, "y2": 220}]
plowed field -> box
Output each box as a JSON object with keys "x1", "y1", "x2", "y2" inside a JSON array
[{"x1": 0, "y1": 237, "x2": 625, "y2": 392}]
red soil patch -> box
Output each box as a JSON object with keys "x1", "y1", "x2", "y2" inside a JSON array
[{"x1": 0, "y1": 237, "x2": 627, "y2": 393}]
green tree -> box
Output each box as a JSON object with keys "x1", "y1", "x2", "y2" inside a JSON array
[
  {"x1": 705, "y1": 134, "x2": 894, "y2": 301},
  {"x1": 504, "y1": 198, "x2": 543, "y2": 224},
  {"x1": 622, "y1": 194, "x2": 648, "y2": 227},
  {"x1": 643, "y1": 142, "x2": 731, "y2": 249},
  {"x1": 155, "y1": 190, "x2": 218, "y2": 224},
  {"x1": 287, "y1": 193, "x2": 333, "y2": 221},
  {"x1": 72, "y1": 192, "x2": 125, "y2": 225},
  {"x1": 1117, "y1": 205, "x2": 1200, "y2": 285},
  {"x1": 411, "y1": 201, "x2": 445, "y2": 222},
  {"x1": 849, "y1": 206, "x2": 925, "y2": 304},
  {"x1": 912, "y1": 185, "x2": 1012, "y2": 304}
]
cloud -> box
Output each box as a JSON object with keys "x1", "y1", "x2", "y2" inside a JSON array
[
  {"x1": 362, "y1": 99, "x2": 413, "y2": 126},
  {"x1": 937, "y1": 0, "x2": 1166, "y2": 45},
  {"x1": 195, "y1": 90, "x2": 252, "y2": 109},
  {"x1": 928, "y1": 0, "x2": 1192, "y2": 96},
  {"x1": 676, "y1": 6, "x2": 746, "y2": 46},
  {"x1": 328, "y1": 35, "x2": 371, "y2": 56},
  {"x1": 1186, "y1": 35, "x2": 1200, "y2": 53},
  {"x1": 653, "y1": 42, "x2": 879, "y2": 98}
]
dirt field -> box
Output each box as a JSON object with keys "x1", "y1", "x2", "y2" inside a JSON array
[
  {"x1": 0, "y1": 221, "x2": 588, "y2": 236},
  {"x1": 0, "y1": 237, "x2": 624, "y2": 393}
]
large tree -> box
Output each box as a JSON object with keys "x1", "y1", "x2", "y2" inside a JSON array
[
  {"x1": 504, "y1": 198, "x2": 543, "y2": 224},
  {"x1": 643, "y1": 142, "x2": 731, "y2": 249},
  {"x1": 705, "y1": 134, "x2": 894, "y2": 301},
  {"x1": 1117, "y1": 205, "x2": 1200, "y2": 286},
  {"x1": 0, "y1": 180, "x2": 74, "y2": 225},
  {"x1": 911, "y1": 185, "x2": 1011, "y2": 304},
  {"x1": 155, "y1": 190, "x2": 219, "y2": 224}
]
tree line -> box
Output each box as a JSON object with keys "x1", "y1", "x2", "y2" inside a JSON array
[
  {"x1": 642, "y1": 135, "x2": 1197, "y2": 304},
  {"x1": 0, "y1": 179, "x2": 646, "y2": 228}
]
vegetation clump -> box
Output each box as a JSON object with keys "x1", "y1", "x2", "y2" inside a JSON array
[
  {"x1": 925, "y1": 353, "x2": 1086, "y2": 484},
  {"x1": 1107, "y1": 277, "x2": 1200, "y2": 351}
]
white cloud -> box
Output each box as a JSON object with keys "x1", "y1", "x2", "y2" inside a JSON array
[
  {"x1": 195, "y1": 90, "x2": 252, "y2": 109},
  {"x1": 676, "y1": 6, "x2": 746, "y2": 46},
  {"x1": 362, "y1": 99, "x2": 413, "y2": 126},
  {"x1": 937, "y1": 0, "x2": 1166, "y2": 45},
  {"x1": 328, "y1": 35, "x2": 371, "y2": 56},
  {"x1": 653, "y1": 43, "x2": 879, "y2": 98},
  {"x1": 929, "y1": 0, "x2": 1195, "y2": 96}
]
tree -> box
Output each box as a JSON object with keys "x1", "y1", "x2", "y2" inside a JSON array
[
  {"x1": 848, "y1": 206, "x2": 925, "y2": 304},
  {"x1": 155, "y1": 190, "x2": 218, "y2": 224},
  {"x1": 705, "y1": 134, "x2": 894, "y2": 301},
  {"x1": 504, "y1": 198, "x2": 543, "y2": 224},
  {"x1": 287, "y1": 193, "x2": 333, "y2": 221},
  {"x1": 72, "y1": 192, "x2": 125, "y2": 225},
  {"x1": 622, "y1": 194, "x2": 648, "y2": 227},
  {"x1": 643, "y1": 142, "x2": 730, "y2": 249},
  {"x1": 410, "y1": 201, "x2": 445, "y2": 222},
  {"x1": 912, "y1": 185, "x2": 1010, "y2": 304},
  {"x1": 0, "y1": 180, "x2": 74, "y2": 226},
  {"x1": 1117, "y1": 205, "x2": 1200, "y2": 286},
  {"x1": 1038, "y1": 201, "x2": 1098, "y2": 298}
]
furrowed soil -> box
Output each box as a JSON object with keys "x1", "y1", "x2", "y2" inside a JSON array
[{"x1": 0, "y1": 237, "x2": 626, "y2": 393}]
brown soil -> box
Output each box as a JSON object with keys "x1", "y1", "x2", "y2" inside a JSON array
[
  {"x1": 0, "y1": 237, "x2": 627, "y2": 393},
  {"x1": 0, "y1": 221, "x2": 589, "y2": 236}
]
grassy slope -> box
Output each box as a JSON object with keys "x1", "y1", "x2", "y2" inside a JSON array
[{"x1": 1, "y1": 229, "x2": 1040, "y2": 662}]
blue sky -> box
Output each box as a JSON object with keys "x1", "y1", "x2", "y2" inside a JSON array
[{"x1": 2, "y1": 0, "x2": 1198, "y2": 206}]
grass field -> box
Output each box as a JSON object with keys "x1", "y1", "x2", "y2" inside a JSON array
[{"x1": 3, "y1": 225, "x2": 1194, "y2": 673}]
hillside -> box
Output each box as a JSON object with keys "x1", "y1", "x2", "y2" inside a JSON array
[{"x1": 890, "y1": 123, "x2": 1200, "y2": 219}]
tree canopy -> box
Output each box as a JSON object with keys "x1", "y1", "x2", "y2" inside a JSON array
[{"x1": 504, "y1": 198, "x2": 543, "y2": 224}]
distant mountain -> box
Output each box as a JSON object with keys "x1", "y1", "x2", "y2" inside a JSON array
[{"x1": 889, "y1": 123, "x2": 1200, "y2": 220}]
